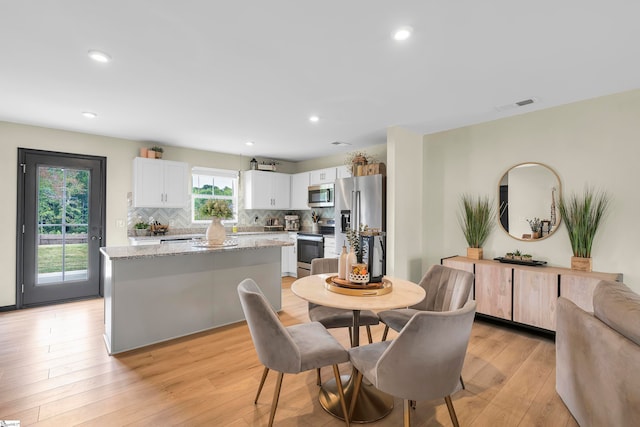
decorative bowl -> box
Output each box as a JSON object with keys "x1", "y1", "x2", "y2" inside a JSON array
[
  {"x1": 349, "y1": 263, "x2": 369, "y2": 283},
  {"x1": 349, "y1": 273, "x2": 370, "y2": 283}
]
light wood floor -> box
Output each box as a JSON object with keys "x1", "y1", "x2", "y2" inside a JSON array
[{"x1": 0, "y1": 277, "x2": 578, "y2": 426}]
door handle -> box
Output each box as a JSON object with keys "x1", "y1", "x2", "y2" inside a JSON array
[{"x1": 91, "y1": 236, "x2": 102, "y2": 241}]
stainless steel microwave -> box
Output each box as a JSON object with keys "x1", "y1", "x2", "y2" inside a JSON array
[{"x1": 308, "y1": 183, "x2": 334, "y2": 207}]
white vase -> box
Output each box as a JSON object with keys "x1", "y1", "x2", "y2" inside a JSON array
[{"x1": 206, "y1": 218, "x2": 226, "y2": 244}]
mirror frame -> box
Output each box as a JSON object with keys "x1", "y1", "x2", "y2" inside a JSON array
[{"x1": 498, "y1": 162, "x2": 561, "y2": 242}]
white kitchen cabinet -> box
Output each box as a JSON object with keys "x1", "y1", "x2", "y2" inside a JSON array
[
  {"x1": 242, "y1": 170, "x2": 291, "y2": 209},
  {"x1": 309, "y1": 167, "x2": 337, "y2": 185},
  {"x1": 133, "y1": 157, "x2": 189, "y2": 208},
  {"x1": 291, "y1": 172, "x2": 310, "y2": 210},
  {"x1": 337, "y1": 165, "x2": 352, "y2": 179},
  {"x1": 281, "y1": 232, "x2": 298, "y2": 277}
]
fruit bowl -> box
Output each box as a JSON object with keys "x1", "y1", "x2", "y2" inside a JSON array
[
  {"x1": 349, "y1": 263, "x2": 370, "y2": 283},
  {"x1": 349, "y1": 273, "x2": 370, "y2": 283}
]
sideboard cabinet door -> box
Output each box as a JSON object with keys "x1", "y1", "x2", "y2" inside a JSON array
[
  {"x1": 475, "y1": 263, "x2": 512, "y2": 320},
  {"x1": 513, "y1": 269, "x2": 558, "y2": 331}
]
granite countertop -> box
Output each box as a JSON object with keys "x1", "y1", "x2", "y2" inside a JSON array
[
  {"x1": 102, "y1": 236, "x2": 293, "y2": 260},
  {"x1": 129, "y1": 230, "x2": 293, "y2": 242}
]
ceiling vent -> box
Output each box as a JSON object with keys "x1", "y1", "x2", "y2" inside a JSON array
[
  {"x1": 495, "y1": 97, "x2": 539, "y2": 112},
  {"x1": 331, "y1": 141, "x2": 351, "y2": 146}
]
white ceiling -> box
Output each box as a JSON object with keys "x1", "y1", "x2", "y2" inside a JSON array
[{"x1": 1, "y1": 1, "x2": 639, "y2": 162}]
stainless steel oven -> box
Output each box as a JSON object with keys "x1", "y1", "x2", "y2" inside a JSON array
[
  {"x1": 308, "y1": 183, "x2": 334, "y2": 208},
  {"x1": 296, "y1": 233, "x2": 324, "y2": 277}
]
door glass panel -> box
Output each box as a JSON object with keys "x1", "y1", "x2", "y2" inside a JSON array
[{"x1": 37, "y1": 166, "x2": 90, "y2": 285}]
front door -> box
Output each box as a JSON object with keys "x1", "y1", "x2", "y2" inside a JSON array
[{"x1": 17, "y1": 149, "x2": 106, "y2": 307}]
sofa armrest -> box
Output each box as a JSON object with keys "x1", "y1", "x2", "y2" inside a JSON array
[{"x1": 556, "y1": 297, "x2": 640, "y2": 427}]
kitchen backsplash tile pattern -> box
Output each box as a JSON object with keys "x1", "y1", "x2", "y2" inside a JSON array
[{"x1": 128, "y1": 191, "x2": 334, "y2": 235}]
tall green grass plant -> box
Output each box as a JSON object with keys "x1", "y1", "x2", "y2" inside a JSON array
[
  {"x1": 458, "y1": 195, "x2": 496, "y2": 248},
  {"x1": 558, "y1": 188, "x2": 610, "y2": 258}
]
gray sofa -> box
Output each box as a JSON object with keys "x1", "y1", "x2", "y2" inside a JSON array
[{"x1": 556, "y1": 280, "x2": 640, "y2": 426}]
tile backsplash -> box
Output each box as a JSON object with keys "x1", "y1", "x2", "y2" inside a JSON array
[{"x1": 128, "y1": 191, "x2": 334, "y2": 235}]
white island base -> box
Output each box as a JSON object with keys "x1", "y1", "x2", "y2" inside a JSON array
[{"x1": 102, "y1": 244, "x2": 282, "y2": 354}]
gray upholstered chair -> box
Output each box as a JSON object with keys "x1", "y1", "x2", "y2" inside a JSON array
[
  {"x1": 379, "y1": 264, "x2": 473, "y2": 342},
  {"x1": 348, "y1": 301, "x2": 477, "y2": 427},
  {"x1": 237, "y1": 278, "x2": 350, "y2": 427},
  {"x1": 309, "y1": 258, "x2": 380, "y2": 385}
]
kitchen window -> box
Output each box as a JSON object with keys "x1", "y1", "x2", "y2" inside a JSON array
[{"x1": 191, "y1": 167, "x2": 239, "y2": 224}]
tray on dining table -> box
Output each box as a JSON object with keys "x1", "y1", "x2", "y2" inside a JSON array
[{"x1": 324, "y1": 275, "x2": 392, "y2": 296}]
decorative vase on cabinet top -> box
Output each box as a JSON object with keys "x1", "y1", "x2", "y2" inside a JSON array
[{"x1": 206, "y1": 218, "x2": 226, "y2": 245}]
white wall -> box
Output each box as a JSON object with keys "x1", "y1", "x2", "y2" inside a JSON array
[
  {"x1": 418, "y1": 89, "x2": 640, "y2": 293},
  {"x1": 387, "y1": 126, "x2": 423, "y2": 282}
]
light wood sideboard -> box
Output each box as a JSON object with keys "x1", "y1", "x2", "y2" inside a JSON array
[{"x1": 442, "y1": 256, "x2": 622, "y2": 332}]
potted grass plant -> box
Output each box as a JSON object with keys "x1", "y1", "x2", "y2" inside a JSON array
[
  {"x1": 558, "y1": 188, "x2": 610, "y2": 272},
  {"x1": 458, "y1": 194, "x2": 496, "y2": 260}
]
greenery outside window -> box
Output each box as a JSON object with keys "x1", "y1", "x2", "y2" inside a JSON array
[{"x1": 192, "y1": 167, "x2": 238, "y2": 224}]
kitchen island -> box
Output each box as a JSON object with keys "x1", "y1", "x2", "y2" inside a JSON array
[{"x1": 100, "y1": 236, "x2": 292, "y2": 354}]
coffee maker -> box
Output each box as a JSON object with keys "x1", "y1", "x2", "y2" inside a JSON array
[{"x1": 285, "y1": 215, "x2": 300, "y2": 231}]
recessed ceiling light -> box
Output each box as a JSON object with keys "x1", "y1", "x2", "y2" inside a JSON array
[
  {"x1": 392, "y1": 26, "x2": 413, "y2": 41},
  {"x1": 88, "y1": 50, "x2": 112, "y2": 63},
  {"x1": 245, "y1": 141, "x2": 255, "y2": 146},
  {"x1": 81, "y1": 111, "x2": 97, "y2": 119},
  {"x1": 309, "y1": 115, "x2": 320, "y2": 123}
]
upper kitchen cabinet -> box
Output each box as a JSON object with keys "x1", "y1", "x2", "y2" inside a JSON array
[
  {"x1": 242, "y1": 170, "x2": 291, "y2": 209},
  {"x1": 291, "y1": 172, "x2": 310, "y2": 210},
  {"x1": 133, "y1": 157, "x2": 189, "y2": 208},
  {"x1": 337, "y1": 165, "x2": 352, "y2": 179},
  {"x1": 309, "y1": 167, "x2": 336, "y2": 185}
]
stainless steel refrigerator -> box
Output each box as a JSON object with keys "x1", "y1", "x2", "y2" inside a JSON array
[{"x1": 334, "y1": 174, "x2": 386, "y2": 279}]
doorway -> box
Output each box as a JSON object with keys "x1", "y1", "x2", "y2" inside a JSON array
[{"x1": 17, "y1": 148, "x2": 106, "y2": 307}]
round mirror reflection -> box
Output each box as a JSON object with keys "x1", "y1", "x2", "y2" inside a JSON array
[{"x1": 498, "y1": 163, "x2": 561, "y2": 241}]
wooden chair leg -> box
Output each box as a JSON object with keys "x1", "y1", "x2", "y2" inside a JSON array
[
  {"x1": 255, "y1": 367, "x2": 269, "y2": 404},
  {"x1": 348, "y1": 370, "x2": 364, "y2": 420},
  {"x1": 403, "y1": 399, "x2": 412, "y2": 427},
  {"x1": 444, "y1": 395, "x2": 460, "y2": 427},
  {"x1": 333, "y1": 365, "x2": 350, "y2": 427},
  {"x1": 381, "y1": 325, "x2": 389, "y2": 341},
  {"x1": 366, "y1": 325, "x2": 373, "y2": 344},
  {"x1": 316, "y1": 368, "x2": 322, "y2": 386},
  {"x1": 268, "y1": 372, "x2": 284, "y2": 427},
  {"x1": 459, "y1": 375, "x2": 465, "y2": 390}
]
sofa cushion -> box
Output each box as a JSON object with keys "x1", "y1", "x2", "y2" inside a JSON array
[{"x1": 593, "y1": 280, "x2": 640, "y2": 346}]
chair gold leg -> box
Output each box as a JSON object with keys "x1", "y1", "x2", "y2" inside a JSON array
[
  {"x1": 268, "y1": 372, "x2": 284, "y2": 427},
  {"x1": 444, "y1": 395, "x2": 460, "y2": 427},
  {"x1": 403, "y1": 399, "x2": 411, "y2": 427},
  {"x1": 348, "y1": 370, "x2": 364, "y2": 420},
  {"x1": 332, "y1": 365, "x2": 350, "y2": 427},
  {"x1": 381, "y1": 325, "x2": 389, "y2": 341},
  {"x1": 366, "y1": 325, "x2": 373, "y2": 344},
  {"x1": 459, "y1": 375, "x2": 465, "y2": 390},
  {"x1": 316, "y1": 368, "x2": 322, "y2": 386},
  {"x1": 255, "y1": 367, "x2": 269, "y2": 404}
]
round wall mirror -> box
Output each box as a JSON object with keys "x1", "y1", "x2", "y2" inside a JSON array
[{"x1": 498, "y1": 162, "x2": 561, "y2": 241}]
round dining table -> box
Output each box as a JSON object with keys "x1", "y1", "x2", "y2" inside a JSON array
[{"x1": 291, "y1": 273, "x2": 426, "y2": 423}]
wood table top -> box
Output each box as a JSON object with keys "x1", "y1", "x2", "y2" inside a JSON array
[{"x1": 291, "y1": 273, "x2": 426, "y2": 311}]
